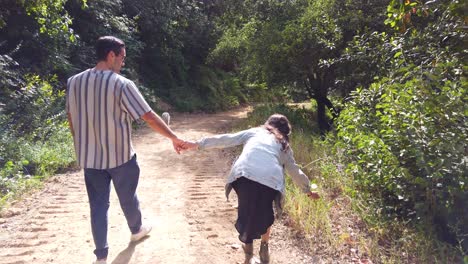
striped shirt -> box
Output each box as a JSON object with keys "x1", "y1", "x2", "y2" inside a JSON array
[{"x1": 66, "y1": 69, "x2": 152, "y2": 169}]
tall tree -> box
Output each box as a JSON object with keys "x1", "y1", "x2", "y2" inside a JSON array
[{"x1": 209, "y1": 0, "x2": 389, "y2": 132}]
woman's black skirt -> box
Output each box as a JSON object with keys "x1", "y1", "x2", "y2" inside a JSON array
[{"x1": 232, "y1": 176, "x2": 279, "y2": 244}]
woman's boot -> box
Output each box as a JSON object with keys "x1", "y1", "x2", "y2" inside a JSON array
[
  {"x1": 259, "y1": 241, "x2": 270, "y2": 263},
  {"x1": 242, "y1": 243, "x2": 253, "y2": 264}
]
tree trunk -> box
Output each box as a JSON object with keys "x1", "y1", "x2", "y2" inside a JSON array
[
  {"x1": 316, "y1": 97, "x2": 330, "y2": 134},
  {"x1": 305, "y1": 70, "x2": 339, "y2": 134}
]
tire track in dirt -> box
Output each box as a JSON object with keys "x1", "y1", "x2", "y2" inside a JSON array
[
  {"x1": 0, "y1": 175, "x2": 91, "y2": 264},
  {"x1": 0, "y1": 107, "x2": 316, "y2": 263}
]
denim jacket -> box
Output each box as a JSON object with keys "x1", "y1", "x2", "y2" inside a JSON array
[{"x1": 197, "y1": 127, "x2": 311, "y2": 217}]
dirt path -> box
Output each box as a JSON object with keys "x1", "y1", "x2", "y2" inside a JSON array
[{"x1": 0, "y1": 108, "x2": 316, "y2": 264}]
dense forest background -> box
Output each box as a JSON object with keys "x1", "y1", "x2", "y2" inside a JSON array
[{"x1": 0, "y1": 0, "x2": 466, "y2": 262}]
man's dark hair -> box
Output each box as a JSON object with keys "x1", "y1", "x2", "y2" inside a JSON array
[{"x1": 96, "y1": 36, "x2": 125, "y2": 61}]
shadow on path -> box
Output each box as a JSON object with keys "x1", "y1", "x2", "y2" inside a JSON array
[{"x1": 111, "y1": 237, "x2": 149, "y2": 264}]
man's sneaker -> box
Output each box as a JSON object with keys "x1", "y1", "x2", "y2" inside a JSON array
[
  {"x1": 93, "y1": 260, "x2": 107, "y2": 264},
  {"x1": 161, "y1": 112, "x2": 170, "y2": 126},
  {"x1": 130, "y1": 225, "x2": 152, "y2": 242}
]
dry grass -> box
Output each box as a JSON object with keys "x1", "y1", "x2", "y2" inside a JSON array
[{"x1": 284, "y1": 137, "x2": 462, "y2": 263}]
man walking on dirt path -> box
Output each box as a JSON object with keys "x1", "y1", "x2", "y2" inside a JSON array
[{"x1": 66, "y1": 36, "x2": 187, "y2": 264}]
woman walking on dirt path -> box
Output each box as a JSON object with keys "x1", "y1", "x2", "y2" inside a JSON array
[{"x1": 184, "y1": 114, "x2": 320, "y2": 264}]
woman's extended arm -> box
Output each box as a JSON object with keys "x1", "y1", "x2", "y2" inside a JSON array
[
  {"x1": 282, "y1": 149, "x2": 320, "y2": 199},
  {"x1": 196, "y1": 128, "x2": 256, "y2": 150}
]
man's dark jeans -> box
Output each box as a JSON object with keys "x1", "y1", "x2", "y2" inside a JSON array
[{"x1": 84, "y1": 155, "x2": 142, "y2": 259}]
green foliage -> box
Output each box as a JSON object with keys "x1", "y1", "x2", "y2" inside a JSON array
[
  {"x1": 0, "y1": 0, "x2": 79, "y2": 203},
  {"x1": 235, "y1": 103, "x2": 319, "y2": 134},
  {"x1": 24, "y1": 0, "x2": 77, "y2": 40},
  {"x1": 329, "y1": 0, "x2": 467, "y2": 258},
  {"x1": 209, "y1": 0, "x2": 390, "y2": 132},
  {"x1": 65, "y1": 0, "x2": 144, "y2": 78},
  {"x1": 0, "y1": 55, "x2": 25, "y2": 98},
  {"x1": 0, "y1": 0, "x2": 86, "y2": 87},
  {"x1": 1, "y1": 75, "x2": 65, "y2": 138},
  {"x1": 385, "y1": 0, "x2": 421, "y2": 32},
  {"x1": 336, "y1": 59, "x2": 467, "y2": 254},
  {"x1": 0, "y1": 121, "x2": 74, "y2": 198},
  {"x1": 384, "y1": 0, "x2": 467, "y2": 33},
  {"x1": 343, "y1": 0, "x2": 466, "y2": 94},
  {"x1": 168, "y1": 66, "x2": 254, "y2": 112},
  {"x1": 332, "y1": 31, "x2": 393, "y2": 97},
  {"x1": 0, "y1": 75, "x2": 74, "y2": 201}
]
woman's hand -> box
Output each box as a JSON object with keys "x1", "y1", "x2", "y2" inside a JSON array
[
  {"x1": 306, "y1": 191, "x2": 320, "y2": 200},
  {"x1": 181, "y1": 141, "x2": 199, "y2": 152}
]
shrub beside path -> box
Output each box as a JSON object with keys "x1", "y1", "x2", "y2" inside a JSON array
[{"x1": 0, "y1": 107, "x2": 316, "y2": 264}]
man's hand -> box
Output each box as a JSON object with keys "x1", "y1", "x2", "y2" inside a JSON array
[
  {"x1": 172, "y1": 138, "x2": 187, "y2": 154},
  {"x1": 173, "y1": 140, "x2": 199, "y2": 154}
]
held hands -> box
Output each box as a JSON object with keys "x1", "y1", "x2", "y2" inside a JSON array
[
  {"x1": 172, "y1": 138, "x2": 186, "y2": 154},
  {"x1": 171, "y1": 138, "x2": 199, "y2": 154},
  {"x1": 181, "y1": 141, "x2": 199, "y2": 151}
]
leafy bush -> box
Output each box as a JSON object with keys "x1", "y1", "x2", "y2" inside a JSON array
[
  {"x1": 1, "y1": 75, "x2": 66, "y2": 138},
  {"x1": 235, "y1": 103, "x2": 319, "y2": 133},
  {"x1": 335, "y1": 60, "x2": 467, "y2": 253},
  {"x1": 0, "y1": 76, "x2": 74, "y2": 203},
  {"x1": 169, "y1": 67, "x2": 266, "y2": 112},
  {"x1": 0, "y1": 124, "x2": 74, "y2": 202}
]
